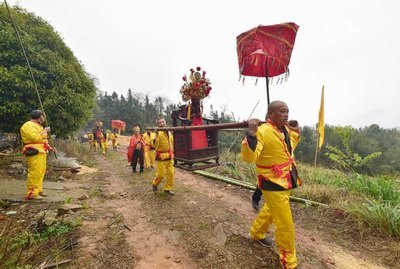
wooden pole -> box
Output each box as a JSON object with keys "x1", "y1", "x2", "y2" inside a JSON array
[
  {"x1": 146, "y1": 121, "x2": 265, "y2": 132},
  {"x1": 194, "y1": 170, "x2": 328, "y2": 207},
  {"x1": 266, "y1": 58, "x2": 270, "y2": 105}
]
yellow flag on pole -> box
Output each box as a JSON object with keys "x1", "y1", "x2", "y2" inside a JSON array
[{"x1": 318, "y1": 86, "x2": 325, "y2": 149}]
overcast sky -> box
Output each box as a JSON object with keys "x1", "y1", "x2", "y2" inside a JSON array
[{"x1": 7, "y1": 0, "x2": 400, "y2": 128}]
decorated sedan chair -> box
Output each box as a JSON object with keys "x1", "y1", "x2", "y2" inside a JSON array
[{"x1": 171, "y1": 67, "x2": 220, "y2": 171}]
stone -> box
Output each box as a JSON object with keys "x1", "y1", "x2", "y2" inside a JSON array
[{"x1": 58, "y1": 204, "x2": 83, "y2": 214}]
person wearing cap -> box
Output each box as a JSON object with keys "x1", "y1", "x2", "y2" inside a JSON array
[
  {"x1": 151, "y1": 117, "x2": 175, "y2": 195},
  {"x1": 143, "y1": 130, "x2": 156, "y2": 169},
  {"x1": 241, "y1": 101, "x2": 301, "y2": 269},
  {"x1": 20, "y1": 109, "x2": 54, "y2": 200},
  {"x1": 127, "y1": 126, "x2": 145, "y2": 173}
]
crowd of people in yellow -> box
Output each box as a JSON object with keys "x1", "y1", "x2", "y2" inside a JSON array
[{"x1": 20, "y1": 100, "x2": 301, "y2": 269}]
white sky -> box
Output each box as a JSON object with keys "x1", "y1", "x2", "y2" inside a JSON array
[{"x1": 7, "y1": 0, "x2": 400, "y2": 128}]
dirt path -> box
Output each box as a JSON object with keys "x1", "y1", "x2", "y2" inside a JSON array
[{"x1": 68, "y1": 144, "x2": 391, "y2": 269}]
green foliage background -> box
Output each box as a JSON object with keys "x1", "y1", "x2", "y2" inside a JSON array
[{"x1": 0, "y1": 4, "x2": 96, "y2": 137}]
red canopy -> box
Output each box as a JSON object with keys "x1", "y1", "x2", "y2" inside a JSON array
[
  {"x1": 237, "y1": 23, "x2": 299, "y2": 78},
  {"x1": 111, "y1": 120, "x2": 126, "y2": 131}
]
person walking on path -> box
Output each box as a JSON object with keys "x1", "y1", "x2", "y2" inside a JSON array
[
  {"x1": 109, "y1": 130, "x2": 119, "y2": 151},
  {"x1": 151, "y1": 117, "x2": 175, "y2": 195},
  {"x1": 20, "y1": 110, "x2": 54, "y2": 200},
  {"x1": 143, "y1": 130, "x2": 155, "y2": 169},
  {"x1": 241, "y1": 101, "x2": 301, "y2": 269},
  {"x1": 127, "y1": 126, "x2": 145, "y2": 173}
]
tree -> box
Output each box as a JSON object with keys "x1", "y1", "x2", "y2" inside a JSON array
[
  {"x1": 0, "y1": 4, "x2": 97, "y2": 137},
  {"x1": 325, "y1": 126, "x2": 382, "y2": 172}
]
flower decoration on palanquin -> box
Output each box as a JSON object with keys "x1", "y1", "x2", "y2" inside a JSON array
[{"x1": 180, "y1": 66, "x2": 212, "y2": 101}]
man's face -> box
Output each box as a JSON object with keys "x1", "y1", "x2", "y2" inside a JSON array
[
  {"x1": 157, "y1": 118, "x2": 166, "y2": 127},
  {"x1": 38, "y1": 115, "x2": 45, "y2": 124},
  {"x1": 269, "y1": 103, "x2": 289, "y2": 127}
]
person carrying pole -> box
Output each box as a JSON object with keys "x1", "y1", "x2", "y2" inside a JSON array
[
  {"x1": 241, "y1": 101, "x2": 301, "y2": 269},
  {"x1": 143, "y1": 130, "x2": 155, "y2": 169},
  {"x1": 151, "y1": 117, "x2": 175, "y2": 195}
]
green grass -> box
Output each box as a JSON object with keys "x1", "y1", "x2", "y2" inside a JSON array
[
  {"x1": 348, "y1": 200, "x2": 400, "y2": 237},
  {"x1": 0, "y1": 219, "x2": 80, "y2": 268},
  {"x1": 216, "y1": 152, "x2": 400, "y2": 237},
  {"x1": 55, "y1": 139, "x2": 96, "y2": 167}
]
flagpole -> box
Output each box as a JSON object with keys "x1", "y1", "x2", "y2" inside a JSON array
[{"x1": 314, "y1": 123, "x2": 319, "y2": 168}]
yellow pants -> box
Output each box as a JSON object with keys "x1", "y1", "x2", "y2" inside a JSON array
[
  {"x1": 152, "y1": 159, "x2": 174, "y2": 191},
  {"x1": 144, "y1": 149, "x2": 155, "y2": 168},
  {"x1": 250, "y1": 189, "x2": 297, "y2": 269},
  {"x1": 26, "y1": 153, "x2": 47, "y2": 199},
  {"x1": 101, "y1": 142, "x2": 107, "y2": 154}
]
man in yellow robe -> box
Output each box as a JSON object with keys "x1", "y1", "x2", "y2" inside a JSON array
[
  {"x1": 100, "y1": 130, "x2": 108, "y2": 155},
  {"x1": 241, "y1": 101, "x2": 301, "y2": 269},
  {"x1": 143, "y1": 130, "x2": 156, "y2": 169},
  {"x1": 109, "y1": 131, "x2": 118, "y2": 151},
  {"x1": 20, "y1": 110, "x2": 54, "y2": 200},
  {"x1": 151, "y1": 117, "x2": 175, "y2": 195}
]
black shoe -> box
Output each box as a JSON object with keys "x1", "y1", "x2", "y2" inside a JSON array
[
  {"x1": 249, "y1": 233, "x2": 273, "y2": 247},
  {"x1": 133, "y1": 170, "x2": 136, "y2": 173},
  {"x1": 257, "y1": 237, "x2": 273, "y2": 247},
  {"x1": 152, "y1": 185, "x2": 158, "y2": 193},
  {"x1": 164, "y1": 190, "x2": 175, "y2": 196},
  {"x1": 140, "y1": 170, "x2": 144, "y2": 174},
  {"x1": 251, "y1": 199, "x2": 260, "y2": 212}
]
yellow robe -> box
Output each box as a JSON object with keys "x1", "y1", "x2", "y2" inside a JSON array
[
  {"x1": 143, "y1": 132, "x2": 155, "y2": 168},
  {"x1": 241, "y1": 121, "x2": 300, "y2": 269},
  {"x1": 241, "y1": 122, "x2": 301, "y2": 189},
  {"x1": 20, "y1": 120, "x2": 49, "y2": 199},
  {"x1": 151, "y1": 131, "x2": 174, "y2": 191}
]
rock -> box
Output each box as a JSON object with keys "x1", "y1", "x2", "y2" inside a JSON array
[
  {"x1": 78, "y1": 193, "x2": 90, "y2": 200},
  {"x1": 10, "y1": 163, "x2": 23, "y2": 169},
  {"x1": 60, "y1": 170, "x2": 73, "y2": 179},
  {"x1": 58, "y1": 204, "x2": 83, "y2": 214},
  {"x1": 0, "y1": 199, "x2": 8, "y2": 208},
  {"x1": 213, "y1": 223, "x2": 227, "y2": 247},
  {"x1": 44, "y1": 216, "x2": 58, "y2": 226},
  {"x1": 6, "y1": 211, "x2": 17, "y2": 215}
]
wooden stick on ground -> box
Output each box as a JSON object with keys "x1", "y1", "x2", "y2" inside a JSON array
[{"x1": 193, "y1": 170, "x2": 328, "y2": 207}]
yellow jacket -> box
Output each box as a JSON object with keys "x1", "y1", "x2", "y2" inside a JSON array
[
  {"x1": 151, "y1": 131, "x2": 173, "y2": 161},
  {"x1": 241, "y1": 121, "x2": 301, "y2": 190},
  {"x1": 109, "y1": 133, "x2": 119, "y2": 141},
  {"x1": 20, "y1": 120, "x2": 49, "y2": 154},
  {"x1": 143, "y1": 132, "x2": 156, "y2": 150}
]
